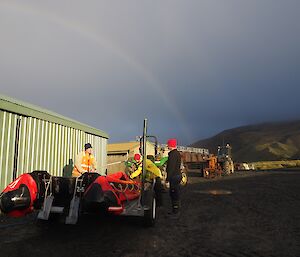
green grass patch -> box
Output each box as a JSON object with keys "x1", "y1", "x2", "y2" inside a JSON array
[{"x1": 250, "y1": 160, "x2": 300, "y2": 170}]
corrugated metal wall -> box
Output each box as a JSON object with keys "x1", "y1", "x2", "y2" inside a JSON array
[
  {"x1": 0, "y1": 111, "x2": 18, "y2": 191},
  {"x1": 0, "y1": 110, "x2": 107, "y2": 191}
]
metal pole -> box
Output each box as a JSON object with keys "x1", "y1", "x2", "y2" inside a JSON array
[{"x1": 142, "y1": 118, "x2": 147, "y2": 191}]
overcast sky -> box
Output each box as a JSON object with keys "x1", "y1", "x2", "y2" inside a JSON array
[{"x1": 1, "y1": 0, "x2": 299, "y2": 145}]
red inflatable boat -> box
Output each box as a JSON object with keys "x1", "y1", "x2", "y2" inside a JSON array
[{"x1": 0, "y1": 170, "x2": 159, "y2": 225}]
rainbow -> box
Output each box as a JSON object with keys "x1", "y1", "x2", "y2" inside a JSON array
[{"x1": 1, "y1": 1, "x2": 192, "y2": 142}]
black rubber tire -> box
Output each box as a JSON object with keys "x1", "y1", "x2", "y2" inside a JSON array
[
  {"x1": 143, "y1": 190, "x2": 156, "y2": 227},
  {"x1": 224, "y1": 161, "x2": 230, "y2": 175}
]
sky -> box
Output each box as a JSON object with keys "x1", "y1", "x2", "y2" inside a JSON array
[{"x1": 0, "y1": 0, "x2": 299, "y2": 146}]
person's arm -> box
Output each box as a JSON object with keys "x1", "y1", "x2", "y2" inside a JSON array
[
  {"x1": 166, "y1": 151, "x2": 176, "y2": 181},
  {"x1": 130, "y1": 166, "x2": 142, "y2": 179},
  {"x1": 92, "y1": 156, "x2": 98, "y2": 172},
  {"x1": 75, "y1": 152, "x2": 85, "y2": 174}
]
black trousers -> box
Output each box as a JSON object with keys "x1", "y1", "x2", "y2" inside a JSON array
[{"x1": 169, "y1": 174, "x2": 182, "y2": 212}]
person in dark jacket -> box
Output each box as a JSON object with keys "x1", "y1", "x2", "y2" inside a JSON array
[{"x1": 166, "y1": 138, "x2": 182, "y2": 215}]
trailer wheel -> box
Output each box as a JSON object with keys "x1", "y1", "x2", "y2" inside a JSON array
[
  {"x1": 143, "y1": 191, "x2": 156, "y2": 227},
  {"x1": 229, "y1": 160, "x2": 234, "y2": 173},
  {"x1": 224, "y1": 161, "x2": 231, "y2": 175}
]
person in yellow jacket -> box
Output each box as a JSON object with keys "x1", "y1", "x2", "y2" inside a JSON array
[
  {"x1": 129, "y1": 154, "x2": 162, "y2": 180},
  {"x1": 129, "y1": 153, "x2": 163, "y2": 206},
  {"x1": 72, "y1": 143, "x2": 98, "y2": 177}
]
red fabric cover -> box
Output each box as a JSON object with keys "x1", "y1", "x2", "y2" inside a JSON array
[
  {"x1": 107, "y1": 171, "x2": 130, "y2": 181},
  {"x1": 106, "y1": 172, "x2": 140, "y2": 201},
  {"x1": 87, "y1": 172, "x2": 140, "y2": 214},
  {"x1": 2, "y1": 174, "x2": 38, "y2": 217}
]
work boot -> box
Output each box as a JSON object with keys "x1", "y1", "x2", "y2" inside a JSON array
[{"x1": 167, "y1": 205, "x2": 180, "y2": 218}]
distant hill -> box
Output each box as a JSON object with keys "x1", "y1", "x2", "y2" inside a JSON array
[{"x1": 191, "y1": 120, "x2": 300, "y2": 162}]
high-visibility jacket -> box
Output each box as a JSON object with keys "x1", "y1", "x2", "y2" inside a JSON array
[
  {"x1": 72, "y1": 151, "x2": 97, "y2": 177},
  {"x1": 130, "y1": 159, "x2": 162, "y2": 180}
]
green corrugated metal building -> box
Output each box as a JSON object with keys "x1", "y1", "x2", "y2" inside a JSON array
[{"x1": 0, "y1": 94, "x2": 109, "y2": 191}]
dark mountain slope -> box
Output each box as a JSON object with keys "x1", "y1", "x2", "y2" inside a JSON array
[{"x1": 191, "y1": 120, "x2": 300, "y2": 162}]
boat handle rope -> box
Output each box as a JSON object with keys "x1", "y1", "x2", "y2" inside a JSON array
[
  {"x1": 109, "y1": 181, "x2": 140, "y2": 193},
  {"x1": 110, "y1": 182, "x2": 128, "y2": 193}
]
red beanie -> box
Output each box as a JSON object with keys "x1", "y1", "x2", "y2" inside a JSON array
[
  {"x1": 134, "y1": 153, "x2": 141, "y2": 161},
  {"x1": 167, "y1": 138, "x2": 177, "y2": 148}
]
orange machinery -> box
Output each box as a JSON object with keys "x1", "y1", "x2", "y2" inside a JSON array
[{"x1": 203, "y1": 155, "x2": 222, "y2": 179}]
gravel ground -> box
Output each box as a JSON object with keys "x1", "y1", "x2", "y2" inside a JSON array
[{"x1": 0, "y1": 170, "x2": 299, "y2": 257}]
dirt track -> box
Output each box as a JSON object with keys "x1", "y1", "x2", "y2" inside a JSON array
[{"x1": 0, "y1": 171, "x2": 299, "y2": 257}]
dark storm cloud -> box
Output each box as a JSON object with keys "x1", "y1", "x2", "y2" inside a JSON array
[{"x1": 0, "y1": 0, "x2": 299, "y2": 145}]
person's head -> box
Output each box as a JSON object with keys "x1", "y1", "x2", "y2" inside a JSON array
[
  {"x1": 84, "y1": 143, "x2": 93, "y2": 154},
  {"x1": 167, "y1": 138, "x2": 177, "y2": 150}
]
